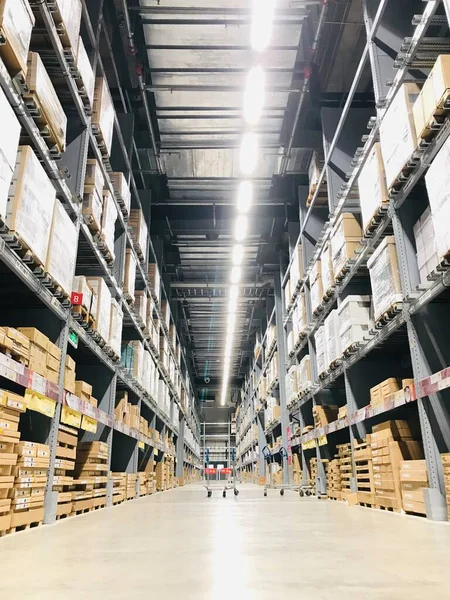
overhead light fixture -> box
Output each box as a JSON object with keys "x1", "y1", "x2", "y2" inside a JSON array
[
  {"x1": 243, "y1": 66, "x2": 266, "y2": 125},
  {"x1": 240, "y1": 133, "x2": 258, "y2": 175},
  {"x1": 237, "y1": 181, "x2": 253, "y2": 214},
  {"x1": 232, "y1": 244, "x2": 244, "y2": 266},
  {"x1": 230, "y1": 266, "x2": 241, "y2": 284},
  {"x1": 251, "y1": 0, "x2": 276, "y2": 52},
  {"x1": 235, "y1": 215, "x2": 248, "y2": 241}
]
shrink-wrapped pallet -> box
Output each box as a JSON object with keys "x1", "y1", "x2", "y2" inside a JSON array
[
  {"x1": 109, "y1": 299, "x2": 123, "y2": 357},
  {"x1": 7, "y1": 146, "x2": 55, "y2": 266},
  {"x1": 110, "y1": 172, "x2": 131, "y2": 216},
  {"x1": 26, "y1": 52, "x2": 67, "y2": 153},
  {"x1": 76, "y1": 38, "x2": 95, "y2": 109},
  {"x1": 324, "y1": 309, "x2": 341, "y2": 367},
  {"x1": 86, "y1": 277, "x2": 111, "y2": 342},
  {"x1": 315, "y1": 326, "x2": 327, "y2": 377},
  {"x1": 367, "y1": 236, "x2": 403, "y2": 321},
  {"x1": 124, "y1": 249, "x2": 137, "y2": 303},
  {"x1": 0, "y1": 85, "x2": 21, "y2": 220},
  {"x1": 321, "y1": 242, "x2": 334, "y2": 296},
  {"x1": 45, "y1": 199, "x2": 78, "y2": 296},
  {"x1": 379, "y1": 83, "x2": 420, "y2": 189},
  {"x1": 100, "y1": 190, "x2": 117, "y2": 261},
  {"x1": 310, "y1": 259, "x2": 323, "y2": 314},
  {"x1": 424, "y1": 134, "x2": 450, "y2": 263},
  {"x1": 338, "y1": 295, "x2": 372, "y2": 353},
  {"x1": 413, "y1": 207, "x2": 438, "y2": 285},
  {"x1": 330, "y1": 213, "x2": 362, "y2": 279},
  {"x1": 52, "y1": 0, "x2": 82, "y2": 53},
  {"x1": 357, "y1": 142, "x2": 389, "y2": 233},
  {"x1": 93, "y1": 78, "x2": 114, "y2": 157},
  {"x1": 0, "y1": 0, "x2": 35, "y2": 75}
]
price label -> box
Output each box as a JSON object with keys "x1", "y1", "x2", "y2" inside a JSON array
[
  {"x1": 81, "y1": 415, "x2": 97, "y2": 433},
  {"x1": 138, "y1": 441, "x2": 145, "y2": 450},
  {"x1": 318, "y1": 435, "x2": 327, "y2": 446},
  {"x1": 302, "y1": 439, "x2": 315, "y2": 450},
  {"x1": 25, "y1": 390, "x2": 56, "y2": 418}
]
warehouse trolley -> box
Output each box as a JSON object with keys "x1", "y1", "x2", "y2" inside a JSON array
[
  {"x1": 204, "y1": 448, "x2": 239, "y2": 498},
  {"x1": 262, "y1": 445, "x2": 312, "y2": 497}
]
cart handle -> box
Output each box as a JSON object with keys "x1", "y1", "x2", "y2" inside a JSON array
[
  {"x1": 262, "y1": 445, "x2": 272, "y2": 459},
  {"x1": 280, "y1": 446, "x2": 288, "y2": 459}
]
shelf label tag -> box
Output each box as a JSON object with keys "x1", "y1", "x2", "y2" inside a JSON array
[
  {"x1": 81, "y1": 415, "x2": 97, "y2": 433},
  {"x1": 25, "y1": 390, "x2": 56, "y2": 418},
  {"x1": 61, "y1": 405, "x2": 82, "y2": 428},
  {"x1": 318, "y1": 435, "x2": 327, "y2": 446},
  {"x1": 138, "y1": 441, "x2": 145, "y2": 450},
  {"x1": 71, "y1": 292, "x2": 83, "y2": 306}
]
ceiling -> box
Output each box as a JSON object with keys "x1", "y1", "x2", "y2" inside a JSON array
[{"x1": 114, "y1": 0, "x2": 372, "y2": 408}]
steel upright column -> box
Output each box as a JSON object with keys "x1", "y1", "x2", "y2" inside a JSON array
[{"x1": 274, "y1": 269, "x2": 289, "y2": 485}]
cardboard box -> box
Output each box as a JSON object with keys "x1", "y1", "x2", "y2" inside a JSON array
[
  {"x1": 16, "y1": 327, "x2": 48, "y2": 350},
  {"x1": 76, "y1": 37, "x2": 95, "y2": 109},
  {"x1": 380, "y1": 83, "x2": 420, "y2": 188},
  {"x1": 45, "y1": 199, "x2": 78, "y2": 296},
  {"x1": 148, "y1": 263, "x2": 161, "y2": 305},
  {"x1": 7, "y1": 146, "x2": 56, "y2": 266},
  {"x1": 65, "y1": 355, "x2": 76, "y2": 373},
  {"x1": 75, "y1": 381, "x2": 92, "y2": 399},
  {"x1": 367, "y1": 236, "x2": 403, "y2": 321},
  {"x1": 110, "y1": 172, "x2": 131, "y2": 216},
  {"x1": 310, "y1": 259, "x2": 323, "y2": 314},
  {"x1": 86, "y1": 277, "x2": 111, "y2": 342},
  {"x1": 358, "y1": 142, "x2": 389, "y2": 232},
  {"x1": 403, "y1": 499, "x2": 426, "y2": 515},
  {"x1": 93, "y1": 78, "x2": 114, "y2": 156},
  {"x1": 26, "y1": 52, "x2": 67, "y2": 152},
  {"x1": 100, "y1": 190, "x2": 117, "y2": 261},
  {"x1": 0, "y1": 0, "x2": 35, "y2": 75},
  {"x1": 413, "y1": 55, "x2": 450, "y2": 140},
  {"x1": 109, "y1": 299, "x2": 123, "y2": 357},
  {"x1": 47, "y1": 340, "x2": 62, "y2": 362},
  {"x1": 72, "y1": 276, "x2": 95, "y2": 314},
  {"x1": 124, "y1": 249, "x2": 137, "y2": 302},
  {"x1": 0, "y1": 84, "x2": 21, "y2": 220},
  {"x1": 315, "y1": 326, "x2": 327, "y2": 376},
  {"x1": 330, "y1": 213, "x2": 362, "y2": 278},
  {"x1": 129, "y1": 209, "x2": 148, "y2": 259},
  {"x1": 413, "y1": 207, "x2": 438, "y2": 285}
]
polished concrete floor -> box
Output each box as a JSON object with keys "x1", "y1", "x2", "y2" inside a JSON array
[{"x1": 1, "y1": 483, "x2": 450, "y2": 599}]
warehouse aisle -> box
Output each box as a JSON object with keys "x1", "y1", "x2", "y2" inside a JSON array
[{"x1": 1, "y1": 484, "x2": 450, "y2": 599}]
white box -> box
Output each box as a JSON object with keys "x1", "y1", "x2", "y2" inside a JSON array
[
  {"x1": 358, "y1": 142, "x2": 389, "y2": 232},
  {"x1": 321, "y1": 243, "x2": 334, "y2": 295},
  {"x1": 109, "y1": 299, "x2": 123, "y2": 357},
  {"x1": 100, "y1": 190, "x2": 117, "y2": 261},
  {"x1": 380, "y1": 83, "x2": 420, "y2": 189},
  {"x1": 76, "y1": 37, "x2": 95, "y2": 109},
  {"x1": 286, "y1": 365, "x2": 298, "y2": 403},
  {"x1": 338, "y1": 295, "x2": 372, "y2": 352},
  {"x1": 45, "y1": 199, "x2": 78, "y2": 296},
  {"x1": 296, "y1": 292, "x2": 307, "y2": 337},
  {"x1": 7, "y1": 146, "x2": 56, "y2": 265},
  {"x1": 134, "y1": 291, "x2": 148, "y2": 325},
  {"x1": 93, "y1": 78, "x2": 115, "y2": 156},
  {"x1": 310, "y1": 260, "x2": 323, "y2": 314},
  {"x1": 53, "y1": 0, "x2": 82, "y2": 53},
  {"x1": 298, "y1": 355, "x2": 312, "y2": 391},
  {"x1": 324, "y1": 310, "x2": 341, "y2": 366},
  {"x1": 0, "y1": 0, "x2": 35, "y2": 75},
  {"x1": 315, "y1": 326, "x2": 327, "y2": 377},
  {"x1": 413, "y1": 207, "x2": 438, "y2": 285},
  {"x1": 0, "y1": 82, "x2": 20, "y2": 219},
  {"x1": 367, "y1": 236, "x2": 403, "y2": 321},
  {"x1": 425, "y1": 134, "x2": 450, "y2": 261},
  {"x1": 86, "y1": 277, "x2": 111, "y2": 342},
  {"x1": 124, "y1": 249, "x2": 137, "y2": 303}
]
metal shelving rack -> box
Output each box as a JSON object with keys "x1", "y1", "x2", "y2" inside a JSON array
[
  {"x1": 0, "y1": 0, "x2": 201, "y2": 524},
  {"x1": 237, "y1": 0, "x2": 450, "y2": 520}
]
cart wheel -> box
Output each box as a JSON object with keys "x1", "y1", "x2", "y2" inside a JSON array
[
  {"x1": 299, "y1": 490, "x2": 304, "y2": 497},
  {"x1": 280, "y1": 489, "x2": 285, "y2": 496},
  {"x1": 223, "y1": 491, "x2": 226, "y2": 498},
  {"x1": 234, "y1": 489, "x2": 239, "y2": 496},
  {"x1": 207, "y1": 490, "x2": 212, "y2": 498},
  {"x1": 264, "y1": 490, "x2": 267, "y2": 497},
  {"x1": 306, "y1": 490, "x2": 311, "y2": 497}
]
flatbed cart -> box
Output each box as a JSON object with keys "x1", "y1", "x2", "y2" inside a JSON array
[
  {"x1": 204, "y1": 448, "x2": 239, "y2": 498},
  {"x1": 262, "y1": 445, "x2": 313, "y2": 497}
]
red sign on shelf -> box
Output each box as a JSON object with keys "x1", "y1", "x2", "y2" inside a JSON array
[
  {"x1": 71, "y1": 292, "x2": 83, "y2": 306},
  {"x1": 220, "y1": 468, "x2": 232, "y2": 475},
  {"x1": 205, "y1": 468, "x2": 216, "y2": 475}
]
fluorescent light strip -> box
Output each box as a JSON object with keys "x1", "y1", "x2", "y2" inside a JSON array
[
  {"x1": 251, "y1": 0, "x2": 276, "y2": 52},
  {"x1": 240, "y1": 133, "x2": 258, "y2": 175},
  {"x1": 243, "y1": 66, "x2": 266, "y2": 125}
]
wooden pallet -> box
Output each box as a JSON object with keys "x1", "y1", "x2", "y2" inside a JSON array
[
  {"x1": 93, "y1": 232, "x2": 115, "y2": 265},
  {"x1": 0, "y1": 338, "x2": 28, "y2": 365},
  {"x1": 416, "y1": 90, "x2": 450, "y2": 143},
  {"x1": 92, "y1": 124, "x2": 111, "y2": 162},
  {"x1": 375, "y1": 302, "x2": 403, "y2": 329},
  {"x1": 363, "y1": 204, "x2": 390, "y2": 237},
  {"x1": 7, "y1": 519, "x2": 42, "y2": 534},
  {"x1": 22, "y1": 91, "x2": 63, "y2": 157},
  {"x1": 72, "y1": 305, "x2": 96, "y2": 329},
  {"x1": 306, "y1": 182, "x2": 328, "y2": 207}
]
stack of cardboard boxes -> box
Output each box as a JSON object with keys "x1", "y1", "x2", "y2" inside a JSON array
[
  {"x1": 0, "y1": 389, "x2": 27, "y2": 532},
  {"x1": 400, "y1": 460, "x2": 428, "y2": 515},
  {"x1": 53, "y1": 423, "x2": 78, "y2": 518},
  {"x1": 126, "y1": 473, "x2": 137, "y2": 499},
  {"x1": 313, "y1": 404, "x2": 339, "y2": 429},
  {"x1": 330, "y1": 213, "x2": 362, "y2": 280},
  {"x1": 0, "y1": 327, "x2": 29, "y2": 365},
  {"x1": 370, "y1": 420, "x2": 423, "y2": 511},
  {"x1": 72, "y1": 441, "x2": 109, "y2": 513},
  {"x1": 112, "y1": 472, "x2": 126, "y2": 504},
  {"x1": 338, "y1": 295, "x2": 373, "y2": 354},
  {"x1": 114, "y1": 392, "x2": 140, "y2": 430},
  {"x1": 337, "y1": 443, "x2": 352, "y2": 499},
  {"x1": 353, "y1": 437, "x2": 375, "y2": 504},
  {"x1": 64, "y1": 355, "x2": 76, "y2": 393},
  {"x1": 75, "y1": 381, "x2": 98, "y2": 408},
  {"x1": 367, "y1": 236, "x2": 403, "y2": 322},
  {"x1": 292, "y1": 453, "x2": 302, "y2": 486},
  {"x1": 326, "y1": 458, "x2": 342, "y2": 500},
  {"x1": 11, "y1": 441, "x2": 50, "y2": 530}
]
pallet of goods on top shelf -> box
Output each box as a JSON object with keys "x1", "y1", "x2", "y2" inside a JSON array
[
  {"x1": 413, "y1": 55, "x2": 450, "y2": 144},
  {"x1": 92, "y1": 77, "x2": 114, "y2": 159},
  {"x1": 367, "y1": 236, "x2": 403, "y2": 325},
  {"x1": 357, "y1": 142, "x2": 389, "y2": 235},
  {"x1": 0, "y1": 0, "x2": 35, "y2": 80}
]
